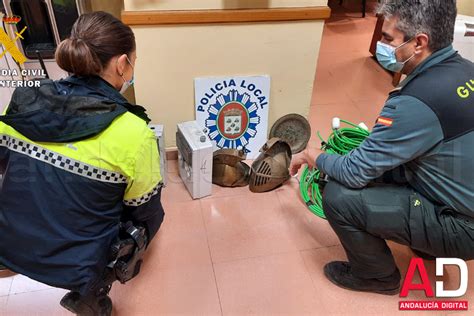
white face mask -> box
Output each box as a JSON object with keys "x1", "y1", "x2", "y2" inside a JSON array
[{"x1": 119, "y1": 56, "x2": 134, "y2": 94}]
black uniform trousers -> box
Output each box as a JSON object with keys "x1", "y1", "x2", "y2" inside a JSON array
[{"x1": 322, "y1": 180, "x2": 474, "y2": 279}]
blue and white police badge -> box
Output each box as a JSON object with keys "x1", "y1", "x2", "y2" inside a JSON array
[{"x1": 205, "y1": 90, "x2": 260, "y2": 151}]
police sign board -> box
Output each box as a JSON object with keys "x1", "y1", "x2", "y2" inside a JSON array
[{"x1": 195, "y1": 76, "x2": 270, "y2": 159}]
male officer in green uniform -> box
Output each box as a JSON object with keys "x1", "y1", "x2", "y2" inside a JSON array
[{"x1": 291, "y1": 0, "x2": 473, "y2": 295}]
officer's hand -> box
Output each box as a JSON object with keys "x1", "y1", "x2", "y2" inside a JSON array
[
  {"x1": 289, "y1": 148, "x2": 323, "y2": 176},
  {"x1": 289, "y1": 153, "x2": 308, "y2": 176}
]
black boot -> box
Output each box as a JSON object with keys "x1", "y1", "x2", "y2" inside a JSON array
[
  {"x1": 60, "y1": 291, "x2": 112, "y2": 316},
  {"x1": 324, "y1": 261, "x2": 401, "y2": 295}
]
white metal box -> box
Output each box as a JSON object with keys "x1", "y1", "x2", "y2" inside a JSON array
[{"x1": 176, "y1": 121, "x2": 213, "y2": 199}]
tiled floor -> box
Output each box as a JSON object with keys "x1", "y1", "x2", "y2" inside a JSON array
[{"x1": 1, "y1": 1, "x2": 473, "y2": 315}]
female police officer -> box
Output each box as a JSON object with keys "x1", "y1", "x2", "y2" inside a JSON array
[{"x1": 0, "y1": 11, "x2": 164, "y2": 315}]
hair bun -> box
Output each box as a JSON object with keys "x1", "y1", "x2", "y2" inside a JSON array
[
  {"x1": 71, "y1": 37, "x2": 83, "y2": 44},
  {"x1": 55, "y1": 37, "x2": 103, "y2": 76}
]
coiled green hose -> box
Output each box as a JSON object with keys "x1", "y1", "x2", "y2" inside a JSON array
[{"x1": 299, "y1": 119, "x2": 370, "y2": 219}]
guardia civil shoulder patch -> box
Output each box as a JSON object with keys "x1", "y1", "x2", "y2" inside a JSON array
[{"x1": 377, "y1": 116, "x2": 393, "y2": 127}]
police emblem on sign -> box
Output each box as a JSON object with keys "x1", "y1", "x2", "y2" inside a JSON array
[
  {"x1": 206, "y1": 90, "x2": 260, "y2": 151},
  {"x1": 224, "y1": 108, "x2": 242, "y2": 135}
]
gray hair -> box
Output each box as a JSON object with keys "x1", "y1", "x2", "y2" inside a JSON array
[{"x1": 377, "y1": 0, "x2": 457, "y2": 52}]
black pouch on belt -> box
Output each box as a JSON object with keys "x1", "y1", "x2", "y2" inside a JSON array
[{"x1": 108, "y1": 221, "x2": 148, "y2": 284}]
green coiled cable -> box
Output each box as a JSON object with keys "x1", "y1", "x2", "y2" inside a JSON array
[{"x1": 299, "y1": 119, "x2": 370, "y2": 219}]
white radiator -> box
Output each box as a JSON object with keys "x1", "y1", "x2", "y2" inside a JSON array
[{"x1": 176, "y1": 121, "x2": 213, "y2": 199}]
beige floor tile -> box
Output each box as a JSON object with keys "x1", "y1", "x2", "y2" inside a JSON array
[
  {"x1": 312, "y1": 71, "x2": 352, "y2": 105},
  {"x1": 3, "y1": 288, "x2": 69, "y2": 316},
  {"x1": 201, "y1": 192, "x2": 298, "y2": 263},
  {"x1": 0, "y1": 277, "x2": 12, "y2": 297},
  {"x1": 0, "y1": 296, "x2": 7, "y2": 312},
  {"x1": 274, "y1": 178, "x2": 340, "y2": 250},
  {"x1": 9, "y1": 274, "x2": 53, "y2": 295},
  {"x1": 161, "y1": 179, "x2": 194, "y2": 206},
  {"x1": 143, "y1": 200, "x2": 212, "y2": 271},
  {"x1": 214, "y1": 252, "x2": 319, "y2": 316},
  {"x1": 111, "y1": 264, "x2": 221, "y2": 316}
]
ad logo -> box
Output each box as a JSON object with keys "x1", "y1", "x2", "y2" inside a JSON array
[{"x1": 399, "y1": 258, "x2": 469, "y2": 311}]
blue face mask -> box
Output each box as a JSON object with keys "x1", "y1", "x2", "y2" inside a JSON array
[
  {"x1": 120, "y1": 56, "x2": 135, "y2": 94},
  {"x1": 376, "y1": 39, "x2": 415, "y2": 73}
]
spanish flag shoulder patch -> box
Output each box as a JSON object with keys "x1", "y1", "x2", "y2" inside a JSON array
[{"x1": 377, "y1": 117, "x2": 393, "y2": 127}]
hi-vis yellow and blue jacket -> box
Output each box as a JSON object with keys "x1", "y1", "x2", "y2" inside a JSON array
[{"x1": 0, "y1": 76, "x2": 165, "y2": 295}]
